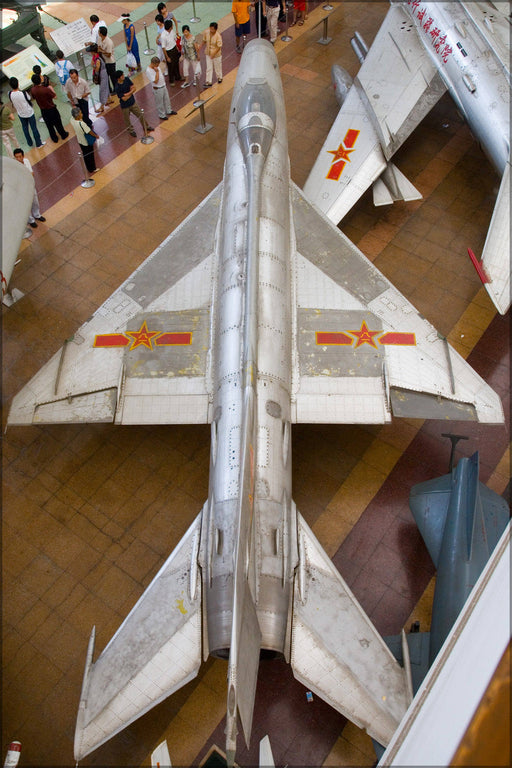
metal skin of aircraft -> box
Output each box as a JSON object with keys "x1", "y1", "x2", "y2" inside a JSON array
[
  {"x1": 1, "y1": 156, "x2": 35, "y2": 304},
  {"x1": 383, "y1": 448, "x2": 510, "y2": 694},
  {"x1": 7, "y1": 39, "x2": 505, "y2": 766},
  {"x1": 409, "y1": 450, "x2": 510, "y2": 664},
  {"x1": 304, "y1": 0, "x2": 511, "y2": 316}
]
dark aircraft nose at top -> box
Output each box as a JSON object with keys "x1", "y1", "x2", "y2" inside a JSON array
[{"x1": 236, "y1": 78, "x2": 276, "y2": 159}]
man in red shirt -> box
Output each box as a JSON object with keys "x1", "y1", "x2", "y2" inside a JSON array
[{"x1": 30, "y1": 74, "x2": 69, "y2": 143}]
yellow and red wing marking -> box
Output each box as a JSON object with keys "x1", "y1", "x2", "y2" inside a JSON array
[
  {"x1": 315, "y1": 332, "x2": 353, "y2": 345},
  {"x1": 326, "y1": 129, "x2": 360, "y2": 181},
  {"x1": 94, "y1": 323, "x2": 193, "y2": 350},
  {"x1": 316, "y1": 322, "x2": 416, "y2": 348}
]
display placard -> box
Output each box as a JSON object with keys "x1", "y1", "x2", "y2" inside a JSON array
[
  {"x1": 1, "y1": 45, "x2": 54, "y2": 90},
  {"x1": 49, "y1": 17, "x2": 91, "y2": 56}
]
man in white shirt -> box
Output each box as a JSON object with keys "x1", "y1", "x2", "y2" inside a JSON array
[
  {"x1": 145, "y1": 56, "x2": 177, "y2": 119},
  {"x1": 13, "y1": 148, "x2": 46, "y2": 228},
  {"x1": 97, "y1": 26, "x2": 116, "y2": 94},
  {"x1": 160, "y1": 19, "x2": 181, "y2": 84},
  {"x1": 7, "y1": 77, "x2": 45, "y2": 147},
  {"x1": 87, "y1": 14, "x2": 106, "y2": 45},
  {"x1": 65, "y1": 70, "x2": 93, "y2": 128}
]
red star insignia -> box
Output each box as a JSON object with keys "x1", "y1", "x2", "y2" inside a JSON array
[
  {"x1": 349, "y1": 321, "x2": 379, "y2": 348},
  {"x1": 126, "y1": 321, "x2": 160, "y2": 350},
  {"x1": 327, "y1": 144, "x2": 355, "y2": 164}
]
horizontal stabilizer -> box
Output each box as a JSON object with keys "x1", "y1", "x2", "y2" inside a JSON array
[
  {"x1": 372, "y1": 162, "x2": 422, "y2": 207},
  {"x1": 74, "y1": 512, "x2": 204, "y2": 761},
  {"x1": 290, "y1": 512, "x2": 410, "y2": 746}
]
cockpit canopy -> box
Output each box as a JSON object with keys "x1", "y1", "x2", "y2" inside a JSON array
[{"x1": 236, "y1": 78, "x2": 276, "y2": 160}]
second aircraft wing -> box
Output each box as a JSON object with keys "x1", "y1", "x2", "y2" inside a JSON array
[
  {"x1": 291, "y1": 183, "x2": 503, "y2": 425},
  {"x1": 304, "y1": 3, "x2": 447, "y2": 224}
]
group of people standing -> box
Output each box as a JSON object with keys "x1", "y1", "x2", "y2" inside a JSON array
[
  {"x1": 154, "y1": 8, "x2": 223, "y2": 90},
  {"x1": 233, "y1": 1, "x2": 308, "y2": 49}
]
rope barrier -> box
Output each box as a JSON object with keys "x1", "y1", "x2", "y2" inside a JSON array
[{"x1": 31, "y1": 80, "x2": 177, "y2": 200}]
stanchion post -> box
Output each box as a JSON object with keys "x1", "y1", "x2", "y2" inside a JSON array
[
  {"x1": 190, "y1": 0, "x2": 200, "y2": 23},
  {"x1": 281, "y1": 0, "x2": 293, "y2": 42},
  {"x1": 143, "y1": 22, "x2": 155, "y2": 55},
  {"x1": 77, "y1": 49, "x2": 88, "y2": 81},
  {"x1": 140, "y1": 109, "x2": 155, "y2": 144},
  {"x1": 78, "y1": 151, "x2": 95, "y2": 188},
  {"x1": 185, "y1": 98, "x2": 213, "y2": 134},
  {"x1": 318, "y1": 16, "x2": 332, "y2": 45}
]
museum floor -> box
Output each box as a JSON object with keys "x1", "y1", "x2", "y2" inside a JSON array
[{"x1": 2, "y1": 2, "x2": 510, "y2": 766}]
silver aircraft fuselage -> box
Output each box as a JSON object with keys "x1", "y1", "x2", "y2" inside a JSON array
[
  {"x1": 204, "y1": 42, "x2": 295, "y2": 658},
  {"x1": 404, "y1": 0, "x2": 510, "y2": 174}
]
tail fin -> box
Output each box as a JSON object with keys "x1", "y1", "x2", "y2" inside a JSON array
[
  {"x1": 225, "y1": 577, "x2": 261, "y2": 764},
  {"x1": 372, "y1": 162, "x2": 422, "y2": 207}
]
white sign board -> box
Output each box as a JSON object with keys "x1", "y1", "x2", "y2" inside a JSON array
[
  {"x1": 1, "y1": 45, "x2": 54, "y2": 90},
  {"x1": 49, "y1": 17, "x2": 91, "y2": 56}
]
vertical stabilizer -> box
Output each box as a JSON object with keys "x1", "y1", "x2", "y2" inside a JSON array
[{"x1": 226, "y1": 582, "x2": 261, "y2": 763}]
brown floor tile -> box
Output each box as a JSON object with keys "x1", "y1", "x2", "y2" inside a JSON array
[{"x1": 2, "y1": 3, "x2": 508, "y2": 766}]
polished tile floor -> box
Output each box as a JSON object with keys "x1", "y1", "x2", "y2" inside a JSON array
[{"x1": 2, "y1": 2, "x2": 510, "y2": 766}]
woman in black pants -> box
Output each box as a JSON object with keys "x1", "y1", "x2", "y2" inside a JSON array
[{"x1": 69, "y1": 106, "x2": 100, "y2": 173}]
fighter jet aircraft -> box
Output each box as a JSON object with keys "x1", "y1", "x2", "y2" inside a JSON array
[
  {"x1": 1, "y1": 156, "x2": 35, "y2": 305},
  {"x1": 304, "y1": 1, "x2": 511, "y2": 316},
  {"x1": 8, "y1": 39, "x2": 504, "y2": 766},
  {"x1": 384, "y1": 443, "x2": 509, "y2": 695}
]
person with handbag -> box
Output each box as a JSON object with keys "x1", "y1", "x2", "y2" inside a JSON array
[
  {"x1": 97, "y1": 27, "x2": 117, "y2": 94},
  {"x1": 89, "y1": 44, "x2": 114, "y2": 113},
  {"x1": 70, "y1": 106, "x2": 100, "y2": 173},
  {"x1": 119, "y1": 14, "x2": 141, "y2": 73},
  {"x1": 180, "y1": 26, "x2": 201, "y2": 88}
]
